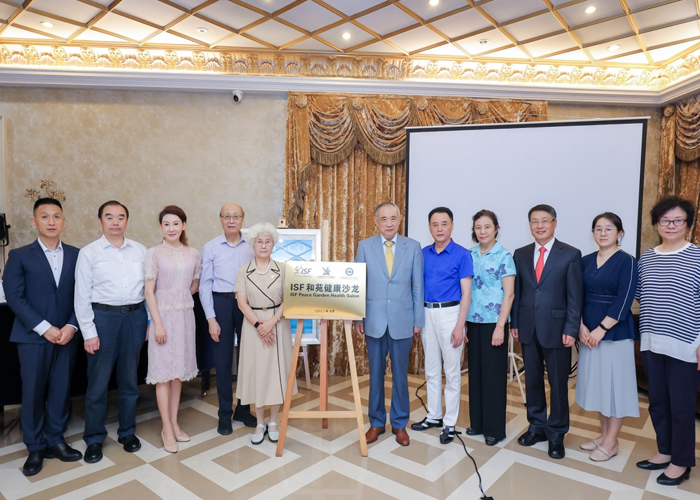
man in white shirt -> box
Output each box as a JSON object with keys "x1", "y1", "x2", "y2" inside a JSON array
[
  {"x1": 3, "y1": 198, "x2": 82, "y2": 476},
  {"x1": 75, "y1": 200, "x2": 148, "y2": 464}
]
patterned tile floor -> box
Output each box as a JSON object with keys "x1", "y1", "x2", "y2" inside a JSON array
[{"x1": 0, "y1": 373, "x2": 698, "y2": 500}]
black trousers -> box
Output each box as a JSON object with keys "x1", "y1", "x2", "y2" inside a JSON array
[
  {"x1": 642, "y1": 350, "x2": 700, "y2": 467},
  {"x1": 212, "y1": 294, "x2": 245, "y2": 419},
  {"x1": 467, "y1": 322, "x2": 508, "y2": 440},
  {"x1": 521, "y1": 334, "x2": 571, "y2": 443}
]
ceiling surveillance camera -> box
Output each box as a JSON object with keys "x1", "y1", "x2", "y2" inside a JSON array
[{"x1": 232, "y1": 90, "x2": 243, "y2": 103}]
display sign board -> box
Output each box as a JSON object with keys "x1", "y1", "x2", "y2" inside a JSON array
[{"x1": 284, "y1": 261, "x2": 366, "y2": 320}]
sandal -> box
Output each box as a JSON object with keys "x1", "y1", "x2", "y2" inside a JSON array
[
  {"x1": 251, "y1": 424, "x2": 267, "y2": 445},
  {"x1": 580, "y1": 439, "x2": 600, "y2": 451},
  {"x1": 590, "y1": 444, "x2": 618, "y2": 462},
  {"x1": 268, "y1": 422, "x2": 279, "y2": 443}
]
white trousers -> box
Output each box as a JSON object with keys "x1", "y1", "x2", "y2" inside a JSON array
[{"x1": 421, "y1": 305, "x2": 463, "y2": 427}]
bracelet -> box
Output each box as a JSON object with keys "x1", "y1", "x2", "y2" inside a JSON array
[{"x1": 598, "y1": 323, "x2": 610, "y2": 332}]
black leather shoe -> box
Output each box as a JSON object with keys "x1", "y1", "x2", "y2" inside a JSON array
[
  {"x1": 22, "y1": 450, "x2": 45, "y2": 477},
  {"x1": 218, "y1": 417, "x2": 233, "y2": 435},
  {"x1": 84, "y1": 443, "x2": 103, "y2": 464},
  {"x1": 636, "y1": 459, "x2": 672, "y2": 470},
  {"x1": 410, "y1": 417, "x2": 443, "y2": 431},
  {"x1": 45, "y1": 443, "x2": 83, "y2": 462},
  {"x1": 233, "y1": 405, "x2": 257, "y2": 428},
  {"x1": 117, "y1": 435, "x2": 141, "y2": 453},
  {"x1": 548, "y1": 441, "x2": 565, "y2": 459},
  {"x1": 465, "y1": 427, "x2": 481, "y2": 436},
  {"x1": 485, "y1": 436, "x2": 500, "y2": 447},
  {"x1": 518, "y1": 431, "x2": 547, "y2": 447},
  {"x1": 439, "y1": 426, "x2": 455, "y2": 444},
  {"x1": 657, "y1": 467, "x2": 690, "y2": 486}
]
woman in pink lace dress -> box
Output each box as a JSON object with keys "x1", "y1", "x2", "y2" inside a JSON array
[{"x1": 144, "y1": 206, "x2": 201, "y2": 453}]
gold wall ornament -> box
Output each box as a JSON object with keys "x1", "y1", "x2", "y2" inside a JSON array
[
  {"x1": 24, "y1": 179, "x2": 67, "y2": 203},
  {"x1": 2, "y1": 43, "x2": 700, "y2": 92}
]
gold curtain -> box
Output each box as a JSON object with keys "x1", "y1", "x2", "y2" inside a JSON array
[
  {"x1": 659, "y1": 97, "x2": 700, "y2": 244},
  {"x1": 285, "y1": 92, "x2": 548, "y2": 377}
]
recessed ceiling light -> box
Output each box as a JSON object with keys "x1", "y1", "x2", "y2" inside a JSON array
[
  {"x1": 342, "y1": 32, "x2": 351, "y2": 40},
  {"x1": 585, "y1": 6, "x2": 596, "y2": 14},
  {"x1": 40, "y1": 21, "x2": 54, "y2": 28},
  {"x1": 196, "y1": 27, "x2": 208, "y2": 34},
  {"x1": 608, "y1": 44, "x2": 620, "y2": 51},
  {"x1": 478, "y1": 38, "x2": 489, "y2": 45},
  {"x1": 429, "y1": 0, "x2": 440, "y2": 6}
]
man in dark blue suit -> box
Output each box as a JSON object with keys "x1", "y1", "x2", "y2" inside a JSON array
[
  {"x1": 3, "y1": 198, "x2": 82, "y2": 476},
  {"x1": 511, "y1": 204, "x2": 583, "y2": 459}
]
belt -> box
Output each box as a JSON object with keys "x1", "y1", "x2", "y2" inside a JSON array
[
  {"x1": 92, "y1": 301, "x2": 145, "y2": 313},
  {"x1": 213, "y1": 292, "x2": 236, "y2": 299},
  {"x1": 251, "y1": 303, "x2": 280, "y2": 311},
  {"x1": 424, "y1": 301, "x2": 460, "y2": 309}
]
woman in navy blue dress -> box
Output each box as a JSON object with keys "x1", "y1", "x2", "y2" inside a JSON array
[{"x1": 575, "y1": 212, "x2": 639, "y2": 462}]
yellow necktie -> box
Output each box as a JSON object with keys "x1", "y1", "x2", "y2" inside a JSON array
[{"x1": 385, "y1": 241, "x2": 394, "y2": 275}]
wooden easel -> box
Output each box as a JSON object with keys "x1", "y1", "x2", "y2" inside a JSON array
[{"x1": 275, "y1": 315, "x2": 367, "y2": 457}]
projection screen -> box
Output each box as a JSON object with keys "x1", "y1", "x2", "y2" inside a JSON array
[{"x1": 406, "y1": 118, "x2": 648, "y2": 258}]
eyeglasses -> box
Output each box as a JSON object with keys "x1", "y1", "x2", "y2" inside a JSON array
[
  {"x1": 658, "y1": 219, "x2": 686, "y2": 227},
  {"x1": 593, "y1": 227, "x2": 616, "y2": 234},
  {"x1": 529, "y1": 219, "x2": 555, "y2": 226},
  {"x1": 220, "y1": 215, "x2": 243, "y2": 222}
]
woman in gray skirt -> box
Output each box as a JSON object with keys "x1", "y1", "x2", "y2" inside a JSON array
[{"x1": 575, "y1": 212, "x2": 639, "y2": 462}]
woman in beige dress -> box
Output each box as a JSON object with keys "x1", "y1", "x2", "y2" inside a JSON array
[{"x1": 235, "y1": 222, "x2": 297, "y2": 445}]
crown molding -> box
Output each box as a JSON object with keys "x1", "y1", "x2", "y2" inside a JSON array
[{"x1": 0, "y1": 44, "x2": 699, "y2": 106}]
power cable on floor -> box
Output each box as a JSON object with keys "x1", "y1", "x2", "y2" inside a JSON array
[{"x1": 415, "y1": 381, "x2": 494, "y2": 500}]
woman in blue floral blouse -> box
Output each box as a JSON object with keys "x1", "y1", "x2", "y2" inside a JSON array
[{"x1": 466, "y1": 209, "x2": 516, "y2": 446}]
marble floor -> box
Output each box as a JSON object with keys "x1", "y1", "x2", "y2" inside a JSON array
[{"x1": 0, "y1": 372, "x2": 698, "y2": 500}]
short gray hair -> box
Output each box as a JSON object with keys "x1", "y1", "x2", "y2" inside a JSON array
[
  {"x1": 248, "y1": 222, "x2": 279, "y2": 245},
  {"x1": 374, "y1": 201, "x2": 401, "y2": 217}
]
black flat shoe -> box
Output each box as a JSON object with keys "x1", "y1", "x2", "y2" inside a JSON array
[
  {"x1": 636, "y1": 459, "x2": 672, "y2": 470},
  {"x1": 518, "y1": 431, "x2": 547, "y2": 447},
  {"x1": 84, "y1": 443, "x2": 103, "y2": 464},
  {"x1": 233, "y1": 405, "x2": 257, "y2": 428},
  {"x1": 657, "y1": 467, "x2": 690, "y2": 486},
  {"x1": 217, "y1": 417, "x2": 233, "y2": 435},
  {"x1": 485, "y1": 436, "x2": 500, "y2": 446},
  {"x1": 410, "y1": 417, "x2": 443, "y2": 431},
  {"x1": 465, "y1": 428, "x2": 481, "y2": 436},
  {"x1": 117, "y1": 434, "x2": 141, "y2": 453},
  {"x1": 45, "y1": 442, "x2": 83, "y2": 462},
  {"x1": 22, "y1": 450, "x2": 45, "y2": 477},
  {"x1": 548, "y1": 441, "x2": 565, "y2": 459}
]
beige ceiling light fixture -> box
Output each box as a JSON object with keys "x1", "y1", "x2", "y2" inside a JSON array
[
  {"x1": 40, "y1": 21, "x2": 53, "y2": 29},
  {"x1": 429, "y1": 0, "x2": 440, "y2": 6},
  {"x1": 342, "y1": 33, "x2": 351, "y2": 41},
  {"x1": 585, "y1": 6, "x2": 597, "y2": 14},
  {"x1": 196, "y1": 27, "x2": 208, "y2": 34},
  {"x1": 479, "y1": 39, "x2": 489, "y2": 45},
  {"x1": 608, "y1": 44, "x2": 621, "y2": 52}
]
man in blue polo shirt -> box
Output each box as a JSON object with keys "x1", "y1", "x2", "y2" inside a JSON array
[{"x1": 411, "y1": 207, "x2": 473, "y2": 444}]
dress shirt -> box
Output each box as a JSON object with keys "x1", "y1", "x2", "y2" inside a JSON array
[
  {"x1": 533, "y1": 238, "x2": 555, "y2": 269},
  {"x1": 75, "y1": 235, "x2": 147, "y2": 340},
  {"x1": 380, "y1": 234, "x2": 398, "y2": 257},
  {"x1": 423, "y1": 239, "x2": 473, "y2": 303},
  {"x1": 34, "y1": 238, "x2": 71, "y2": 335},
  {"x1": 199, "y1": 233, "x2": 255, "y2": 319}
]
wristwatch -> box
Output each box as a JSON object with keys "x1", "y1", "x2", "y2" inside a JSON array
[{"x1": 254, "y1": 321, "x2": 261, "y2": 328}]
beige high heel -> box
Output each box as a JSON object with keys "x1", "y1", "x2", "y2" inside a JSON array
[
  {"x1": 174, "y1": 432, "x2": 190, "y2": 443},
  {"x1": 161, "y1": 431, "x2": 178, "y2": 453}
]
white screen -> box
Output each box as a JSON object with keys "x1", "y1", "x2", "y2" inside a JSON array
[{"x1": 406, "y1": 118, "x2": 647, "y2": 258}]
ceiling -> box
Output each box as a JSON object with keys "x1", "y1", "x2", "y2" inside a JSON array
[{"x1": 0, "y1": 0, "x2": 698, "y2": 68}]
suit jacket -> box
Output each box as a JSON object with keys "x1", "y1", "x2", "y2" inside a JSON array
[
  {"x1": 355, "y1": 234, "x2": 425, "y2": 340},
  {"x1": 511, "y1": 239, "x2": 583, "y2": 348},
  {"x1": 3, "y1": 240, "x2": 79, "y2": 344}
]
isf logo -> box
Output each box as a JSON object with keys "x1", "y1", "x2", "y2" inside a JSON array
[{"x1": 294, "y1": 266, "x2": 312, "y2": 275}]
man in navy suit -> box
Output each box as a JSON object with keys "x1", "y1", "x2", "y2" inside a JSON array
[
  {"x1": 511, "y1": 204, "x2": 583, "y2": 459},
  {"x1": 3, "y1": 198, "x2": 82, "y2": 476},
  {"x1": 355, "y1": 202, "x2": 424, "y2": 447}
]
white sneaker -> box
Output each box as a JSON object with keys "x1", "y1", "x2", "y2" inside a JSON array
[
  {"x1": 251, "y1": 424, "x2": 266, "y2": 445},
  {"x1": 268, "y1": 422, "x2": 279, "y2": 443}
]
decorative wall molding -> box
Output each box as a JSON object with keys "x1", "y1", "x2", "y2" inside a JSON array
[{"x1": 2, "y1": 44, "x2": 700, "y2": 105}]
